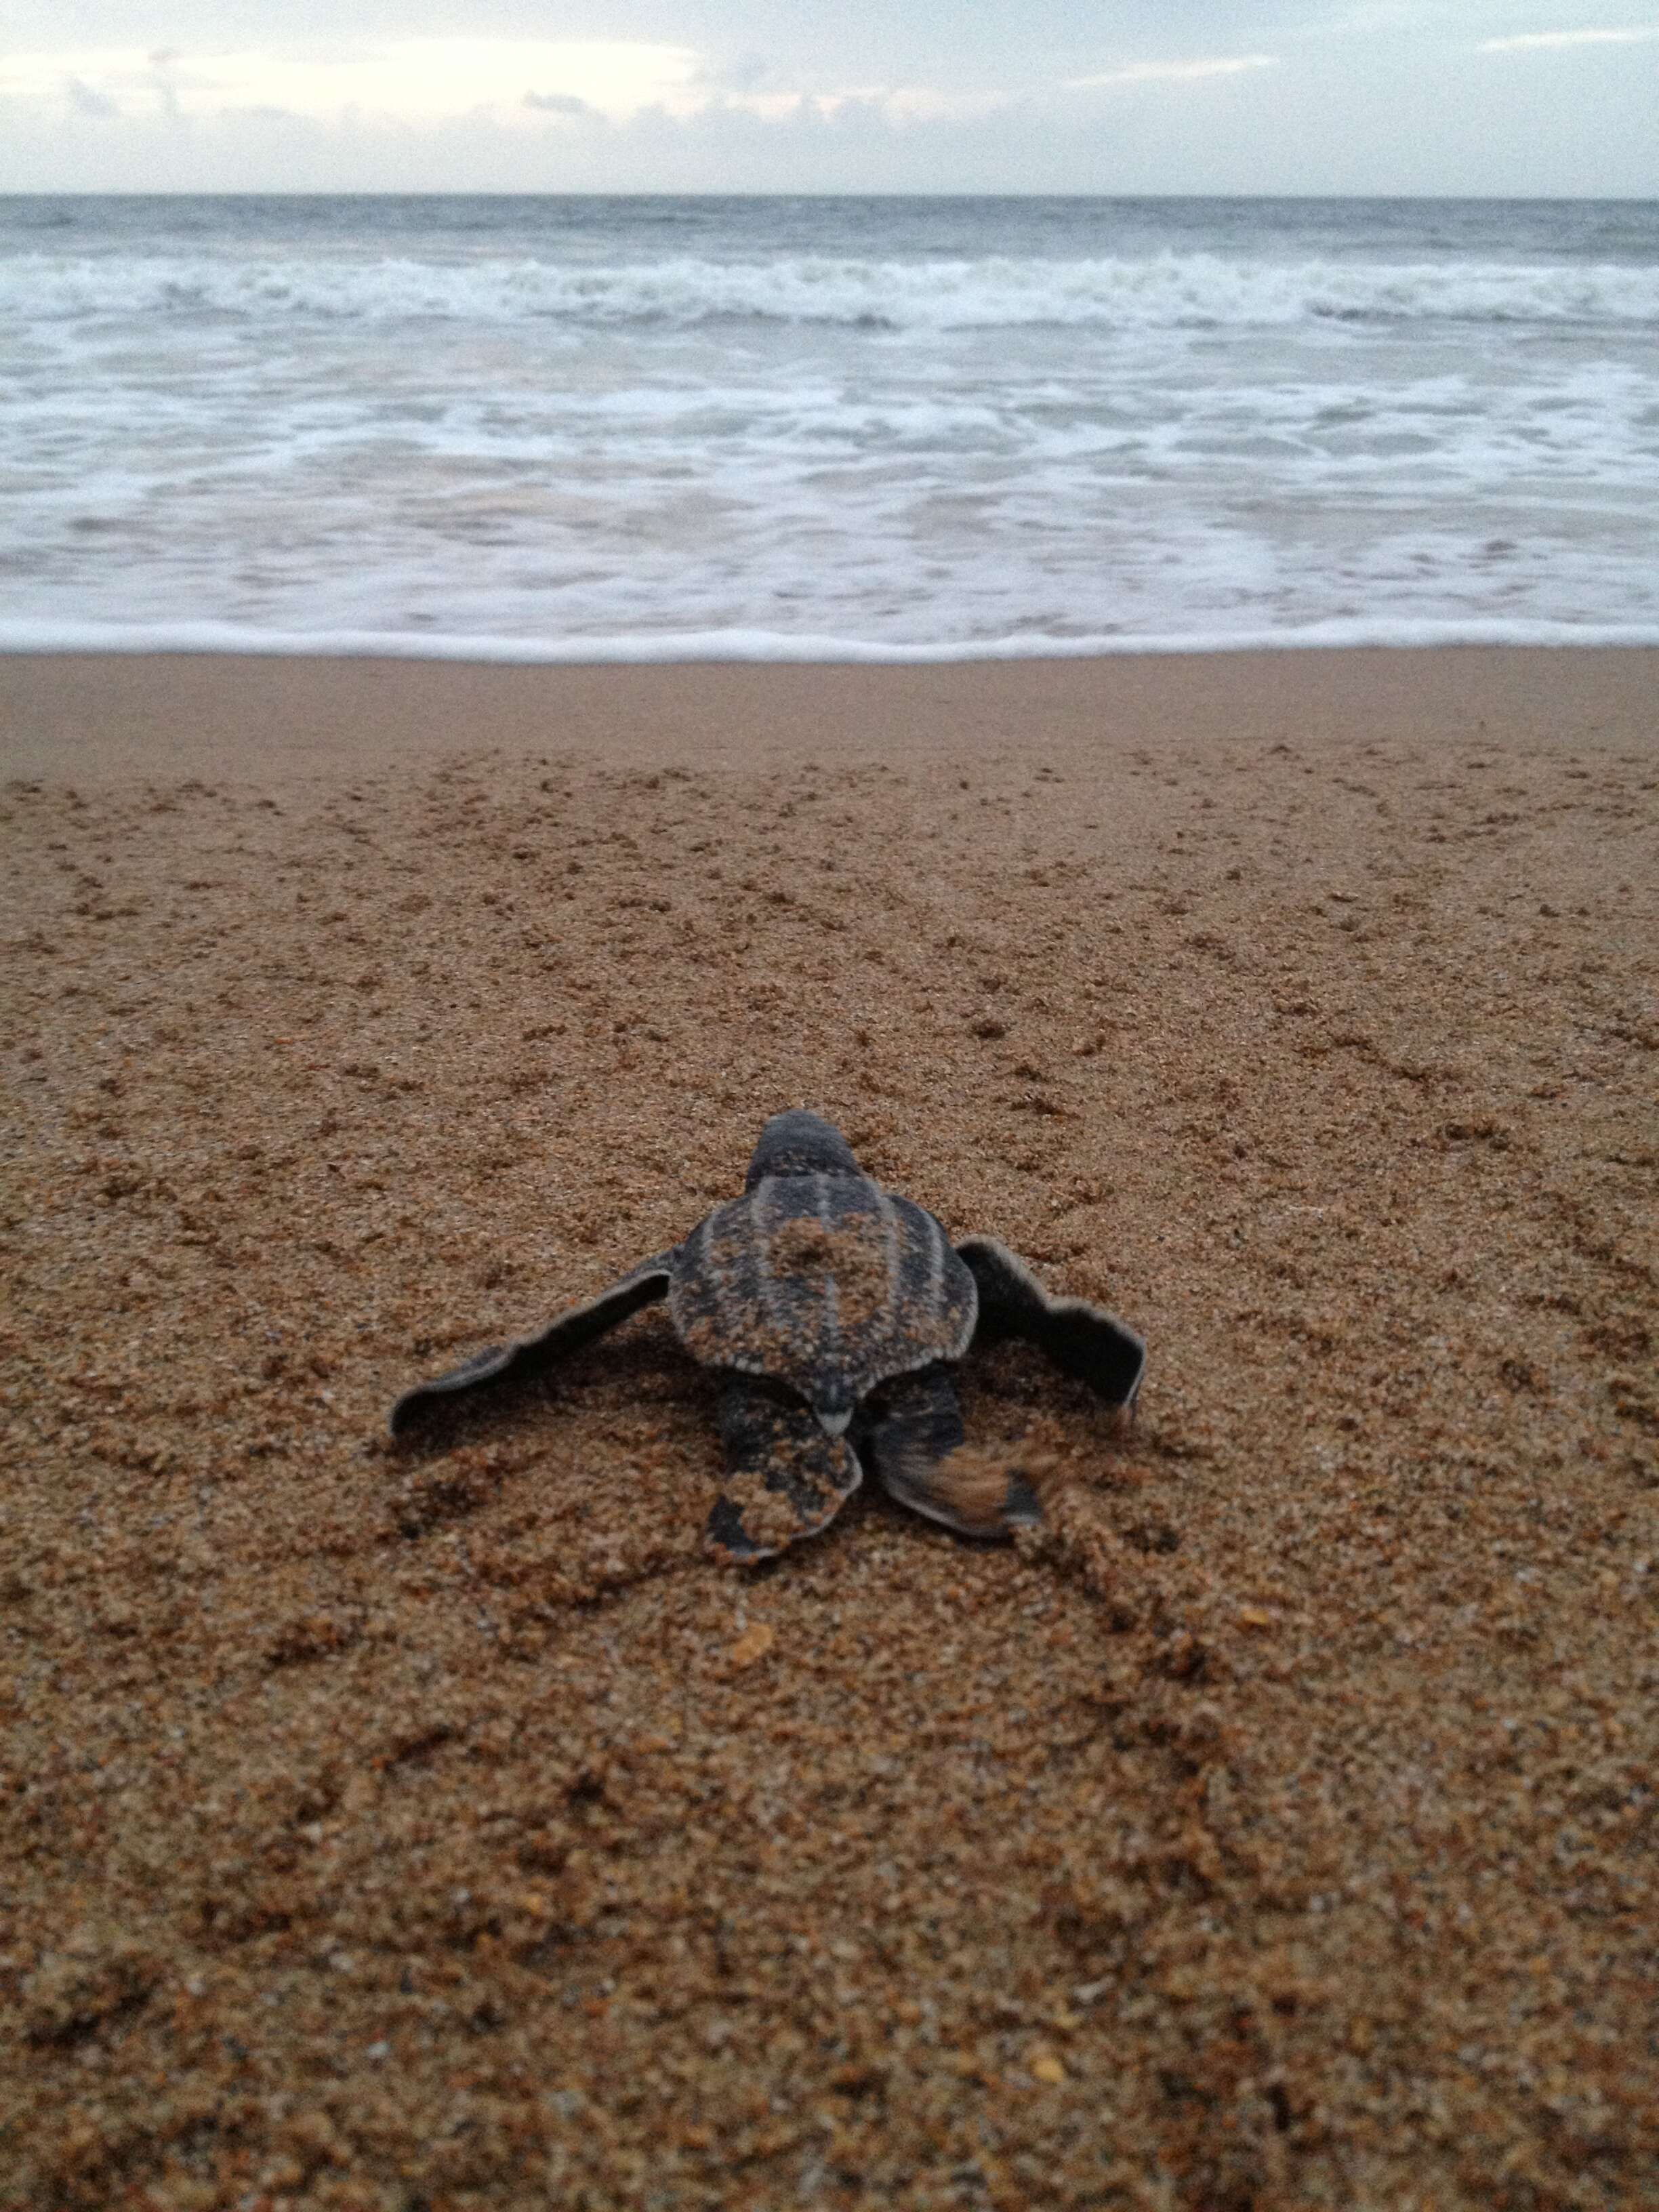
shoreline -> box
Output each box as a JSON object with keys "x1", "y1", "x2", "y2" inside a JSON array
[
  {"x1": 3, "y1": 641, "x2": 1655, "y2": 2207},
  {"x1": 7, "y1": 620, "x2": 1659, "y2": 661}
]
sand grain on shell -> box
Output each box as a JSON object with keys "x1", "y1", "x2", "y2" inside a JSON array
[{"x1": 1, "y1": 649, "x2": 1656, "y2": 2210}]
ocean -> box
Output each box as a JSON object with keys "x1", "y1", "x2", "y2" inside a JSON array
[{"x1": 3, "y1": 192, "x2": 1657, "y2": 661}]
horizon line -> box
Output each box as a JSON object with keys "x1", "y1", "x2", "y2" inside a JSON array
[{"x1": 3, "y1": 186, "x2": 1658, "y2": 203}]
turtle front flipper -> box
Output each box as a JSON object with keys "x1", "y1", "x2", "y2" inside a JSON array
[
  {"x1": 955, "y1": 1236, "x2": 1145, "y2": 1410},
  {"x1": 705, "y1": 1380, "x2": 862, "y2": 1564},
  {"x1": 388, "y1": 1249, "x2": 678, "y2": 1437},
  {"x1": 869, "y1": 1365, "x2": 1042, "y2": 1538}
]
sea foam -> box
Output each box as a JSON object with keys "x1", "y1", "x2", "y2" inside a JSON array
[
  {"x1": 5, "y1": 617, "x2": 1658, "y2": 663},
  {"x1": 5, "y1": 197, "x2": 1657, "y2": 661}
]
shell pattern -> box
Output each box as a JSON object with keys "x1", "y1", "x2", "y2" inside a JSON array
[{"x1": 669, "y1": 1170, "x2": 977, "y2": 1419}]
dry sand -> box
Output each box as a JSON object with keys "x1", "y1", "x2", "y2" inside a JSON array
[{"x1": 1, "y1": 647, "x2": 1656, "y2": 2211}]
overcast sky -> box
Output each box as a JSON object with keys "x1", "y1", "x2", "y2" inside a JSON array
[{"x1": 2, "y1": 2, "x2": 1656, "y2": 196}]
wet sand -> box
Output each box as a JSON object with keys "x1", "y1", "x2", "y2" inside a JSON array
[{"x1": 2, "y1": 647, "x2": 1656, "y2": 2210}]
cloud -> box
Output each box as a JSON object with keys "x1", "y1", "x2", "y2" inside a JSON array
[
  {"x1": 2, "y1": 19, "x2": 1654, "y2": 196},
  {"x1": 693, "y1": 52, "x2": 775, "y2": 96},
  {"x1": 1477, "y1": 26, "x2": 1659, "y2": 49},
  {"x1": 0, "y1": 38, "x2": 705, "y2": 124},
  {"x1": 1067, "y1": 55, "x2": 1279, "y2": 88},
  {"x1": 0, "y1": 34, "x2": 1021, "y2": 141},
  {"x1": 148, "y1": 47, "x2": 182, "y2": 119},
  {"x1": 821, "y1": 84, "x2": 1012, "y2": 122},
  {"x1": 64, "y1": 74, "x2": 118, "y2": 117}
]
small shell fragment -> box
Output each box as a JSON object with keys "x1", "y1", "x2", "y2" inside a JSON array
[{"x1": 726, "y1": 1621, "x2": 777, "y2": 1668}]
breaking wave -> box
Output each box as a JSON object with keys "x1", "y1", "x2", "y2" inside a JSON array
[{"x1": 9, "y1": 251, "x2": 1659, "y2": 332}]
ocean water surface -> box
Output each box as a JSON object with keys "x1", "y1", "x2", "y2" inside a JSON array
[{"x1": 3, "y1": 192, "x2": 1657, "y2": 660}]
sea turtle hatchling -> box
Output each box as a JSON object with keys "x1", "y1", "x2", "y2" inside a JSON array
[{"x1": 390, "y1": 1109, "x2": 1145, "y2": 1563}]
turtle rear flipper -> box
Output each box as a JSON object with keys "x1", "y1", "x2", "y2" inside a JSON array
[
  {"x1": 705, "y1": 1380, "x2": 862, "y2": 1564},
  {"x1": 869, "y1": 1366, "x2": 1042, "y2": 1538},
  {"x1": 955, "y1": 1235, "x2": 1145, "y2": 1410},
  {"x1": 388, "y1": 1249, "x2": 678, "y2": 1437}
]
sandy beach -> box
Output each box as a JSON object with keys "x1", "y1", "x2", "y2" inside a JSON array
[{"x1": 2, "y1": 645, "x2": 1656, "y2": 2211}]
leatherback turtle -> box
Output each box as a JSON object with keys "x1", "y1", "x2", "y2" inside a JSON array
[{"x1": 389, "y1": 1109, "x2": 1144, "y2": 1563}]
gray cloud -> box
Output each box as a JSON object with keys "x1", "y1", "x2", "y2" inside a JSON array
[
  {"x1": 64, "y1": 73, "x2": 119, "y2": 116},
  {"x1": 693, "y1": 49, "x2": 774, "y2": 93},
  {"x1": 523, "y1": 89, "x2": 594, "y2": 114}
]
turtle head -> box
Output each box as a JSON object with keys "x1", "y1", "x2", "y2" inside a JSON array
[
  {"x1": 812, "y1": 1376, "x2": 857, "y2": 1437},
  {"x1": 745, "y1": 1110, "x2": 860, "y2": 1190}
]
